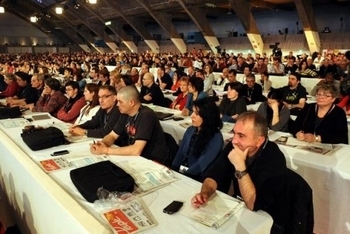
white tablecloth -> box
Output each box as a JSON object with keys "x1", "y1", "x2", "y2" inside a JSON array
[{"x1": 0, "y1": 112, "x2": 272, "y2": 234}]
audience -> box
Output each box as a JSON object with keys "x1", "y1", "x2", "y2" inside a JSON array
[
  {"x1": 290, "y1": 83, "x2": 348, "y2": 144},
  {"x1": 182, "y1": 77, "x2": 207, "y2": 116},
  {"x1": 310, "y1": 72, "x2": 339, "y2": 96},
  {"x1": 6, "y1": 72, "x2": 37, "y2": 106},
  {"x1": 171, "y1": 98, "x2": 223, "y2": 180},
  {"x1": 90, "y1": 86, "x2": 168, "y2": 164},
  {"x1": 0, "y1": 73, "x2": 19, "y2": 98},
  {"x1": 191, "y1": 111, "x2": 288, "y2": 233},
  {"x1": 219, "y1": 82, "x2": 247, "y2": 123},
  {"x1": 257, "y1": 89, "x2": 290, "y2": 132},
  {"x1": 203, "y1": 64, "x2": 214, "y2": 96},
  {"x1": 257, "y1": 72, "x2": 272, "y2": 93},
  {"x1": 170, "y1": 76, "x2": 189, "y2": 110},
  {"x1": 69, "y1": 85, "x2": 122, "y2": 138},
  {"x1": 157, "y1": 66, "x2": 173, "y2": 90},
  {"x1": 280, "y1": 72, "x2": 307, "y2": 115},
  {"x1": 223, "y1": 69, "x2": 239, "y2": 91},
  {"x1": 57, "y1": 81, "x2": 86, "y2": 123},
  {"x1": 74, "y1": 83, "x2": 100, "y2": 125},
  {"x1": 24, "y1": 77, "x2": 65, "y2": 116},
  {"x1": 242, "y1": 73, "x2": 265, "y2": 104},
  {"x1": 140, "y1": 72, "x2": 165, "y2": 106}
]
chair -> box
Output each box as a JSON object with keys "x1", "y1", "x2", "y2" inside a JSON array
[
  {"x1": 284, "y1": 169, "x2": 314, "y2": 234},
  {"x1": 163, "y1": 132, "x2": 179, "y2": 167}
]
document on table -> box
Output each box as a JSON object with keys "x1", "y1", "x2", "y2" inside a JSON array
[
  {"x1": 38, "y1": 155, "x2": 109, "y2": 173},
  {"x1": 101, "y1": 197, "x2": 157, "y2": 234},
  {"x1": 274, "y1": 136, "x2": 335, "y2": 155},
  {"x1": 179, "y1": 195, "x2": 244, "y2": 229},
  {"x1": 116, "y1": 160, "x2": 179, "y2": 193},
  {"x1": 0, "y1": 118, "x2": 29, "y2": 129}
]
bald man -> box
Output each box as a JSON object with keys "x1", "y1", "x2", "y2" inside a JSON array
[
  {"x1": 90, "y1": 86, "x2": 168, "y2": 164},
  {"x1": 139, "y1": 72, "x2": 165, "y2": 106}
]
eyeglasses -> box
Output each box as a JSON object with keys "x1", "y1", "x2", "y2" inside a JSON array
[
  {"x1": 315, "y1": 93, "x2": 332, "y2": 98},
  {"x1": 98, "y1": 94, "x2": 113, "y2": 100}
]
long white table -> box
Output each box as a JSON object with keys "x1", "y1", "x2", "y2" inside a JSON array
[
  {"x1": 152, "y1": 104, "x2": 350, "y2": 233},
  {"x1": 0, "y1": 112, "x2": 273, "y2": 233}
]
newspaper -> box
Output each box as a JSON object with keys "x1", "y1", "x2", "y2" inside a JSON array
[
  {"x1": 38, "y1": 155, "x2": 109, "y2": 173},
  {"x1": 0, "y1": 118, "x2": 29, "y2": 129},
  {"x1": 116, "y1": 160, "x2": 178, "y2": 193},
  {"x1": 274, "y1": 136, "x2": 336, "y2": 155},
  {"x1": 101, "y1": 197, "x2": 157, "y2": 234},
  {"x1": 179, "y1": 195, "x2": 244, "y2": 229}
]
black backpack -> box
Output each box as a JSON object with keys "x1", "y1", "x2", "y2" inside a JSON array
[
  {"x1": 70, "y1": 161, "x2": 135, "y2": 203},
  {"x1": 21, "y1": 126, "x2": 67, "y2": 151}
]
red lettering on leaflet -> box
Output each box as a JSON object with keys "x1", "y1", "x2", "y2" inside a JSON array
[{"x1": 104, "y1": 209, "x2": 138, "y2": 233}]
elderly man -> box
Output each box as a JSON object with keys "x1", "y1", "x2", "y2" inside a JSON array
[
  {"x1": 192, "y1": 111, "x2": 288, "y2": 233},
  {"x1": 140, "y1": 72, "x2": 165, "y2": 106},
  {"x1": 90, "y1": 86, "x2": 168, "y2": 164}
]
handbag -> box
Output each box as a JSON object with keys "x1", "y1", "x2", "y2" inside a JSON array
[
  {"x1": 21, "y1": 126, "x2": 67, "y2": 151},
  {"x1": 70, "y1": 161, "x2": 135, "y2": 203},
  {"x1": 0, "y1": 106, "x2": 22, "y2": 119}
]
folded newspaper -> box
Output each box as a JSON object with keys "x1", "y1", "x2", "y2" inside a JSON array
[
  {"x1": 116, "y1": 160, "x2": 178, "y2": 193},
  {"x1": 179, "y1": 195, "x2": 244, "y2": 229},
  {"x1": 101, "y1": 197, "x2": 157, "y2": 234}
]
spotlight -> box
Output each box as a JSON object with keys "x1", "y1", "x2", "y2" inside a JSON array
[
  {"x1": 88, "y1": 0, "x2": 97, "y2": 4},
  {"x1": 30, "y1": 16, "x2": 38, "y2": 23},
  {"x1": 55, "y1": 6, "x2": 63, "y2": 14},
  {"x1": 73, "y1": 1, "x2": 80, "y2": 10},
  {"x1": 0, "y1": 6, "x2": 4, "y2": 13}
]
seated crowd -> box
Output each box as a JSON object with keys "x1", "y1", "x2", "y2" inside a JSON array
[{"x1": 0, "y1": 49, "x2": 349, "y2": 233}]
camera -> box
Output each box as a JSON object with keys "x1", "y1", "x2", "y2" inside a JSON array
[{"x1": 269, "y1": 42, "x2": 282, "y2": 57}]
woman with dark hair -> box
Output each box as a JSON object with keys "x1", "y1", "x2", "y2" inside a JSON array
[
  {"x1": 257, "y1": 89, "x2": 290, "y2": 132},
  {"x1": 74, "y1": 83, "x2": 100, "y2": 125},
  {"x1": 291, "y1": 83, "x2": 348, "y2": 144},
  {"x1": 171, "y1": 98, "x2": 223, "y2": 180},
  {"x1": 57, "y1": 81, "x2": 86, "y2": 123},
  {"x1": 182, "y1": 77, "x2": 207, "y2": 116},
  {"x1": 73, "y1": 70, "x2": 86, "y2": 90},
  {"x1": 297, "y1": 60, "x2": 318, "y2": 77},
  {"x1": 219, "y1": 82, "x2": 247, "y2": 123},
  {"x1": 30, "y1": 78, "x2": 67, "y2": 117},
  {"x1": 6, "y1": 72, "x2": 37, "y2": 106}
]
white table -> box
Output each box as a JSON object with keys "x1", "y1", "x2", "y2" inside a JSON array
[
  {"x1": 0, "y1": 112, "x2": 272, "y2": 233},
  {"x1": 150, "y1": 104, "x2": 350, "y2": 233}
]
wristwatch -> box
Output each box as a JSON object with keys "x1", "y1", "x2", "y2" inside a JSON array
[{"x1": 234, "y1": 170, "x2": 248, "y2": 179}]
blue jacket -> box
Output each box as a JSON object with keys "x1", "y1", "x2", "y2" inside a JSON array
[
  {"x1": 185, "y1": 91, "x2": 207, "y2": 114},
  {"x1": 171, "y1": 126, "x2": 223, "y2": 177}
]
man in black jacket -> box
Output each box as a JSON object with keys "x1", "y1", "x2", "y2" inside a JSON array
[
  {"x1": 242, "y1": 73, "x2": 265, "y2": 104},
  {"x1": 69, "y1": 85, "x2": 122, "y2": 139}
]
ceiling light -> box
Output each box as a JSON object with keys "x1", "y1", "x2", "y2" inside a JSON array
[
  {"x1": 88, "y1": 0, "x2": 97, "y2": 4},
  {"x1": 55, "y1": 6, "x2": 63, "y2": 14},
  {"x1": 105, "y1": 21, "x2": 111, "y2": 26},
  {"x1": 30, "y1": 16, "x2": 38, "y2": 23},
  {"x1": 0, "y1": 6, "x2": 5, "y2": 13}
]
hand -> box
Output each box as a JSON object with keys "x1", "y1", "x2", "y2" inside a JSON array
[
  {"x1": 90, "y1": 141, "x2": 108, "y2": 155},
  {"x1": 231, "y1": 114, "x2": 238, "y2": 119},
  {"x1": 296, "y1": 131, "x2": 305, "y2": 141},
  {"x1": 143, "y1": 94, "x2": 152, "y2": 101},
  {"x1": 228, "y1": 144, "x2": 250, "y2": 171},
  {"x1": 270, "y1": 102, "x2": 279, "y2": 113},
  {"x1": 191, "y1": 193, "x2": 209, "y2": 208},
  {"x1": 304, "y1": 133, "x2": 316, "y2": 143},
  {"x1": 182, "y1": 108, "x2": 190, "y2": 116},
  {"x1": 69, "y1": 127, "x2": 85, "y2": 136}
]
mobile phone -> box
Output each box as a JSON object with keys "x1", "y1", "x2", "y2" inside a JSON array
[
  {"x1": 173, "y1": 116, "x2": 184, "y2": 121},
  {"x1": 51, "y1": 150, "x2": 69, "y2": 156},
  {"x1": 163, "y1": 201, "x2": 183, "y2": 214}
]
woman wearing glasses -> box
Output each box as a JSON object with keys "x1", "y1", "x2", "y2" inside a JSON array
[{"x1": 290, "y1": 83, "x2": 348, "y2": 144}]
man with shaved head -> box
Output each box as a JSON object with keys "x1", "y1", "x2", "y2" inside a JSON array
[
  {"x1": 90, "y1": 86, "x2": 168, "y2": 164},
  {"x1": 139, "y1": 72, "x2": 165, "y2": 106}
]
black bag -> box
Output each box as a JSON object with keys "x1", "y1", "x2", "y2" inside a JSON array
[
  {"x1": 21, "y1": 126, "x2": 67, "y2": 151},
  {"x1": 0, "y1": 106, "x2": 22, "y2": 119},
  {"x1": 70, "y1": 161, "x2": 135, "y2": 203}
]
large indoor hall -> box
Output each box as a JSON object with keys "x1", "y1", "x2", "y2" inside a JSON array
[{"x1": 0, "y1": 0, "x2": 350, "y2": 233}]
